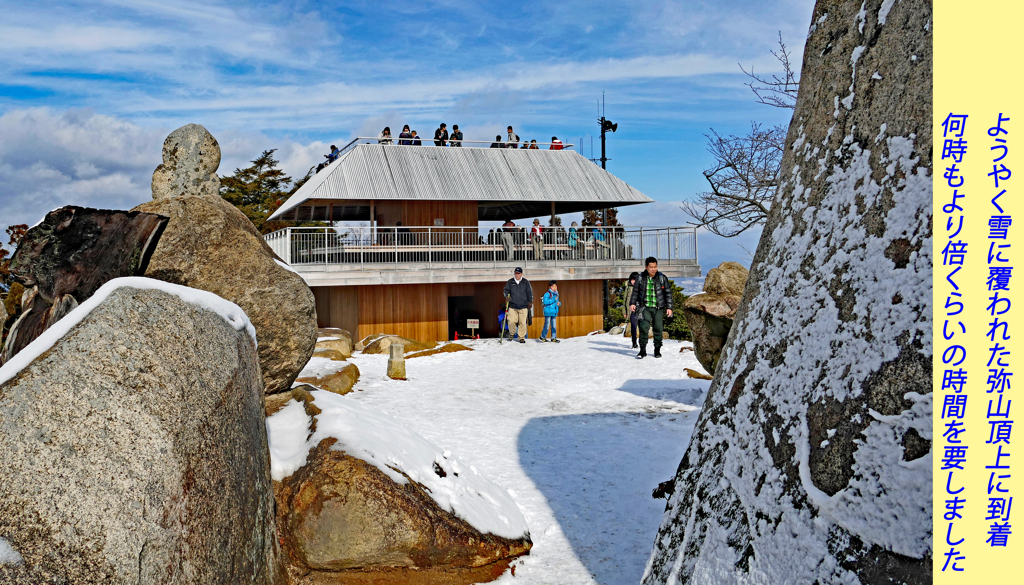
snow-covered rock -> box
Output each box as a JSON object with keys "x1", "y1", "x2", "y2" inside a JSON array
[
  {"x1": 0, "y1": 283, "x2": 280, "y2": 584},
  {"x1": 645, "y1": 1, "x2": 932, "y2": 583},
  {"x1": 267, "y1": 390, "x2": 531, "y2": 578}
]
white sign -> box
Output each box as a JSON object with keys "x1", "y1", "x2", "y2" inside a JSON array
[
  {"x1": 466, "y1": 319, "x2": 480, "y2": 328},
  {"x1": 433, "y1": 218, "x2": 445, "y2": 226}
]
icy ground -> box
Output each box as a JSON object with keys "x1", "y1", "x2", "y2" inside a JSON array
[{"x1": 321, "y1": 334, "x2": 712, "y2": 584}]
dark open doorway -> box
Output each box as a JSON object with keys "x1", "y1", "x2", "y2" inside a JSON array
[{"x1": 447, "y1": 296, "x2": 482, "y2": 340}]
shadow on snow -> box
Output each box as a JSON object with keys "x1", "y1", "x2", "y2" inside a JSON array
[{"x1": 516, "y1": 380, "x2": 703, "y2": 584}]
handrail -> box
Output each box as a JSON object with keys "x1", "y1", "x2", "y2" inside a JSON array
[
  {"x1": 264, "y1": 225, "x2": 698, "y2": 270},
  {"x1": 336, "y1": 137, "x2": 575, "y2": 151}
]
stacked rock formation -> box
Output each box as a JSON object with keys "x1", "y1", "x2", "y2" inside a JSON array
[
  {"x1": 133, "y1": 124, "x2": 318, "y2": 394},
  {"x1": 645, "y1": 1, "x2": 933, "y2": 583},
  {"x1": 681, "y1": 261, "x2": 748, "y2": 374}
]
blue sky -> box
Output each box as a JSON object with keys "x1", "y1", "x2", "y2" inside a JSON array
[{"x1": 0, "y1": 0, "x2": 816, "y2": 269}]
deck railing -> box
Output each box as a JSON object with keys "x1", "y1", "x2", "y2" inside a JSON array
[
  {"x1": 330, "y1": 137, "x2": 576, "y2": 159},
  {"x1": 264, "y1": 225, "x2": 697, "y2": 271}
]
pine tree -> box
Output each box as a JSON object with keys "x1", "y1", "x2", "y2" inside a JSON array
[{"x1": 221, "y1": 150, "x2": 313, "y2": 234}]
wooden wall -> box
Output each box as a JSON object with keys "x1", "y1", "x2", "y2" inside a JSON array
[
  {"x1": 311, "y1": 279, "x2": 603, "y2": 342},
  {"x1": 375, "y1": 201, "x2": 478, "y2": 227}
]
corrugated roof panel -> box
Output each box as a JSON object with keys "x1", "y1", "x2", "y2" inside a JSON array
[{"x1": 271, "y1": 144, "x2": 652, "y2": 219}]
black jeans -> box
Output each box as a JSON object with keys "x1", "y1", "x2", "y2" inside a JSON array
[{"x1": 638, "y1": 306, "x2": 665, "y2": 348}]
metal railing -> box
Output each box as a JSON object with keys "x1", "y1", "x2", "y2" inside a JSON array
[
  {"x1": 330, "y1": 137, "x2": 576, "y2": 160},
  {"x1": 264, "y1": 225, "x2": 697, "y2": 271}
]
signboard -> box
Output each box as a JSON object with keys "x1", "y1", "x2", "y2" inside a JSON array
[
  {"x1": 466, "y1": 319, "x2": 480, "y2": 328},
  {"x1": 433, "y1": 218, "x2": 445, "y2": 226}
]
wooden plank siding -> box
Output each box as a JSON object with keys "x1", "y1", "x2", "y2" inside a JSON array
[
  {"x1": 311, "y1": 279, "x2": 604, "y2": 342},
  {"x1": 375, "y1": 200, "x2": 478, "y2": 228}
]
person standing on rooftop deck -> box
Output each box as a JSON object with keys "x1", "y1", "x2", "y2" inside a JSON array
[
  {"x1": 378, "y1": 127, "x2": 393, "y2": 145},
  {"x1": 501, "y1": 219, "x2": 516, "y2": 261},
  {"x1": 590, "y1": 220, "x2": 609, "y2": 259},
  {"x1": 549, "y1": 136, "x2": 563, "y2": 150},
  {"x1": 529, "y1": 140, "x2": 539, "y2": 149},
  {"x1": 434, "y1": 123, "x2": 448, "y2": 146},
  {"x1": 568, "y1": 221, "x2": 583, "y2": 259},
  {"x1": 411, "y1": 130, "x2": 422, "y2": 146},
  {"x1": 398, "y1": 125, "x2": 413, "y2": 145},
  {"x1": 503, "y1": 267, "x2": 532, "y2": 343},
  {"x1": 450, "y1": 125, "x2": 463, "y2": 147},
  {"x1": 531, "y1": 219, "x2": 544, "y2": 260},
  {"x1": 490, "y1": 135, "x2": 503, "y2": 148},
  {"x1": 326, "y1": 144, "x2": 340, "y2": 163},
  {"x1": 506, "y1": 126, "x2": 520, "y2": 149}
]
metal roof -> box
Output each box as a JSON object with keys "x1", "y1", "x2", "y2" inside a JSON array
[{"x1": 269, "y1": 144, "x2": 653, "y2": 221}]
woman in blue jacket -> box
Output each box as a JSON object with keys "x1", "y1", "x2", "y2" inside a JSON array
[{"x1": 539, "y1": 280, "x2": 561, "y2": 343}]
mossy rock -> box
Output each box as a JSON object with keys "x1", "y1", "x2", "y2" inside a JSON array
[
  {"x1": 407, "y1": 343, "x2": 473, "y2": 359},
  {"x1": 362, "y1": 335, "x2": 436, "y2": 355}
]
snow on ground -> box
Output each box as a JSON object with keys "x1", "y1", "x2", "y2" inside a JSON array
[
  {"x1": 336, "y1": 334, "x2": 711, "y2": 584},
  {"x1": 266, "y1": 390, "x2": 530, "y2": 539},
  {"x1": 0, "y1": 537, "x2": 23, "y2": 565}
]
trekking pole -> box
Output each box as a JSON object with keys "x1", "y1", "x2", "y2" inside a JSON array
[{"x1": 498, "y1": 297, "x2": 511, "y2": 344}]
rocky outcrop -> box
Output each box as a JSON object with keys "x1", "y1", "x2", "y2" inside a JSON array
[
  {"x1": 645, "y1": 2, "x2": 932, "y2": 584},
  {"x1": 1, "y1": 207, "x2": 167, "y2": 364},
  {"x1": 151, "y1": 123, "x2": 222, "y2": 201},
  {"x1": 134, "y1": 194, "x2": 317, "y2": 394},
  {"x1": 0, "y1": 285, "x2": 280, "y2": 584},
  {"x1": 297, "y1": 363, "x2": 360, "y2": 396},
  {"x1": 682, "y1": 262, "x2": 748, "y2": 374},
  {"x1": 317, "y1": 328, "x2": 353, "y2": 359},
  {"x1": 361, "y1": 335, "x2": 436, "y2": 355}
]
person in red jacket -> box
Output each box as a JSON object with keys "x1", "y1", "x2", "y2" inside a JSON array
[{"x1": 549, "y1": 136, "x2": 563, "y2": 150}]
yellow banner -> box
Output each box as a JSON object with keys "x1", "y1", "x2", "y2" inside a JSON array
[{"x1": 934, "y1": 0, "x2": 1022, "y2": 579}]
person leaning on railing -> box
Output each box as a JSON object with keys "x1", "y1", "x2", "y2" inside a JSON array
[
  {"x1": 568, "y1": 222, "x2": 584, "y2": 259},
  {"x1": 434, "y1": 123, "x2": 448, "y2": 146},
  {"x1": 378, "y1": 127, "x2": 393, "y2": 145},
  {"x1": 450, "y1": 125, "x2": 463, "y2": 147},
  {"x1": 398, "y1": 124, "x2": 413, "y2": 145},
  {"x1": 549, "y1": 136, "x2": 563, "y2": 150}
]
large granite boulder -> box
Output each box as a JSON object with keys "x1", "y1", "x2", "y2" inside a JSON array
[
  {"x1": 682, "y1": 262, "x2": 748, "y2": 374},
  {"x1": 133, "y1": 193, "x2": 317, "y2": 394},
  {"x1": 1, "y1": 206, "x2": 168, "y2": 364},
  {"x1": 645, "y1": 2, "x2": 932, "y2": 584},
  {"x1": 267, "y1": 391, "x2": 531, "y2": 583},
  {"x1": 151, "y1": 123, "x2": 222, "y2": 201},
  {"x1": 0, "y1": 282, "x2": 281, "y2": 584}
]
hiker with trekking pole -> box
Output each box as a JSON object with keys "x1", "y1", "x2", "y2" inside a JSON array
[{"x1": 502, "y1": 267, "x2": 532, "y2": 344}]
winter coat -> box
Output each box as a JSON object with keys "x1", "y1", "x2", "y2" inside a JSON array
[
  {"x1": 549, "y1": 139, "x2": 563, "y2": 150},
  {"x1": 503, "y1": 277, "x2": 533, "y2": 310},
  {"x1": 567, "y1": 227, "x2": 579, "y2": 246},
  {"x1": 624, "y1": 281, "x2": 635, "y2": 315},
  {"x1": 450, "y1": 130, "x2": 463, "y2": 146},
  {"x1": 398, "y1": 131, "x2": 413, "y2": 145},
  {"x1": 434, "y1": 128, "x2": 448, "y2": 146},
  {"x1": 629, "y1": 271, "x2": 673, "y2": 311},
  {"x1": 542, "y1": 290, "x2": 561, "y2": 317},
  {"x1": 505, "y1": 133, "x2": 520, "y2": 148},
  {"x1": 378, "y1": 132, "x2": 393, "y2": 145}
]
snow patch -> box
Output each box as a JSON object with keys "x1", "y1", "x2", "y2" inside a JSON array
[
  {"x1": 0, "y1": 537, "x2": 23, "y2": 565},
  {"x1": 296, "y1": 356, "x2": 349, "y2": 380},
  {"x1": 316, "y1": 336, "x2": 340, "y2": 342},
  {"x1": 876, "y1": 123, "x2": 888, "y2": 143},
  {"x1": 0, "y1": 277, "x2": 257, "y2": 388},
  {"x1": 274, "y1": 259, "x2": 299, "y2": 274},
  {"x1": 266, "y1": 390, "x2": 530, "y2": 539},
  {"x1": 878, "y1": 0, "x2": 898, "y2": 26},
  {"x1": 871, "y1": 72, "x2": 882, "y2": 80},
  {"x1": 856, "y1": 2, "x2": 867, "y2": 34}
]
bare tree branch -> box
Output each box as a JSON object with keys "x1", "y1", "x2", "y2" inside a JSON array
[
  {"x1": 680, "y1": 123, "x2": 786, "y2": 238},
  {"x1": 739, "y1": 31, "x2": 800, "y2": 110}
]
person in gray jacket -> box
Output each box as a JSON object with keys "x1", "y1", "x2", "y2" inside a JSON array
[
  {"x1": 502, "y1": 267, "x2": 533, "y2": 343},
  {"x1": 629, "y1": 257, "x2": 674, "y2": 358}
]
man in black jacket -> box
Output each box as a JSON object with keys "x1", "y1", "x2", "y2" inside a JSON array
[
  {"x1": 502, "y1": 267, "x2": 533, "y2": 343},
  {"x1": 629, "y1": 256, "x2": 674, "y2": 358},
  {"x1": 434, "y1": 123, "x2": 448, "y2": 146}
]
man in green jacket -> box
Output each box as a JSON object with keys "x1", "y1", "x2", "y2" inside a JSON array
[{"x1": 629, "y1": 257, "x2": 674, "y2": 359}]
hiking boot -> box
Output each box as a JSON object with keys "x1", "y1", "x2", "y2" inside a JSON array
[
  {"x1": 637, "y1": 347, "x2": 647, "y2": 359},
  {"x1": 518, "y1": 338, "x2": 526, "y2": 344},
  {"x1": 632, "y1": 342, "x2": 638, "y2": 349},
  {"x1": 552, "y1": 339, "x2": 560, "y2": 343},
  {"x1": 654, "y1": 347, "x2": 663, "y2": 358}
]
